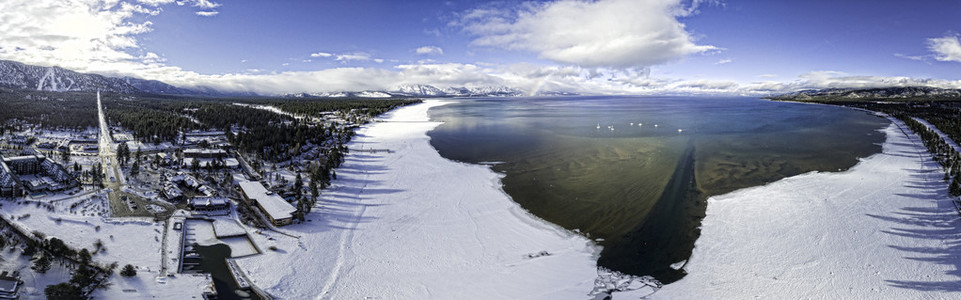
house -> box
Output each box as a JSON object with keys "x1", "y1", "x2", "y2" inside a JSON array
[
  {"x1": 0, "y1": 271, "x2": 21, "y2": 299},
  {"x1": 183, "y1": 148, "x2": 228, "y2": 159},
  {"x1": 162, "y1": 183, "x2": 184, "y2": 202},
  {"x1": 182, "y1": 148, "x2": 240, "y2": 169},
  {"x1": 188, "y1": 197, "x2": 230, "y2": 215},
  {"x1": 238, "y1": 180, "x2": 296, "y2": 226}
]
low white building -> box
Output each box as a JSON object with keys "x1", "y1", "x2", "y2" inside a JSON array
[{"x1": 238, "y1": 180, "x2": 296, "y2": 226}]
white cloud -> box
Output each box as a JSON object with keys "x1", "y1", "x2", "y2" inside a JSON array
[
  {"x1": 458, "y1": 0, "x2": 716, "y2": 68},
  {"x1": 138, "y1": 0, "x2": 177, "y2": 6},
  {"x1": 894, "y1": 53, "x2": 925, "y2": 61},
  {"x1": 190, "y1": 0, "x2": 221, "y2": 9},
  {"x1": 715, "y1": 58, "x2": 732, "y2": 65},
  {"x1": 757, "y1": 74, "x2": 778, "y2": 78},
  {"x1": 310, "y1": 52, "x2": 332, "y2": 58},
  {"x1": 0, "y1": 0, "x2": 156, "y2": 73},
  {"x1": 195, "y1": 10, "x2": 219, "y2": 17},
  {"x1": 415, "y1": 46, "x2": 444, "y2": 55},
  {"x1": 141, "y1": 52, "x2": 166, "y2": 64},
  {"x1": 335, "y1": 52, "x2": 371, "y2": 62},
  {"x1": 424, "y1": 28, "x2": 442, "y2": 37},
  {"x1": 928, "y1": 35, "x2": 961, "y2": 63}
]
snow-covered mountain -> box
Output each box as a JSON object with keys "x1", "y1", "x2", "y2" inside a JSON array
[
  {"x1": 0, "y1": 59, "x2": 575, "y2": 98},
  {"x1": 0, "y1": 59, "x2": 243, "y2": 96},
  {"x1": 393, "y1": 84, "x2": 525, "y2": 97},
  {"x1": 0, "y1": 60, "x2": 141, "y2": 93},
  {"x1": 392, "y1": 84, "x2": 447, "y2": 96},
  {"x1": 770, "y1": 86, "x2": 961, "y2": 101},
  {"x1": 287, "y1": 84, "x2": 550, "y2": 98}
]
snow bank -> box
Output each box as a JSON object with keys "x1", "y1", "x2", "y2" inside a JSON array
[
  {"x1": 655, "y1": 120, "x2": 961, "y2": 298},
  {"x1": 235, "y1": 100, "x2": 599, "y2": 299}
]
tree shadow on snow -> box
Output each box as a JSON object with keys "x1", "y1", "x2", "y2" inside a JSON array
[
  {"x1": 869, "y1": 166, "x2": 961, "y2": 292},
  {"x1": 289, "y1": 175, "x2": 406, "y2": 235}
]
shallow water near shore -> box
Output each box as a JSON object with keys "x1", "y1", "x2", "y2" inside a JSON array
[{"x1": 427, "y1": 96, "x2": 887, "y2": 283}]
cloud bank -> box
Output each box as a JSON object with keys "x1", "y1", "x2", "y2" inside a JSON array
[
  {"x1": 0, "y1": 0, "x2": 957, "y2": 98},
  {"x1": 458, "y1": 0, "x2": 716, "y2": 68}
]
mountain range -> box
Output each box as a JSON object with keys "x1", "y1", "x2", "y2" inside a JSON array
[
  {"x1": 0, "y1": 59, "x2": 574, "y2": 98},
  {"x1": 769, "y1": 86, "x2": 961, "y2": 101},
  {"x1": 286, "y1": 84, "x2": 578, "y2": 98}
]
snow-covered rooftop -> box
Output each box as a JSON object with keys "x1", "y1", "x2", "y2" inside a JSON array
[
  {"x1": 238, "y1": 180, "x2": 295, "y2": 221},
  {"x1": 189, "y1": 196, "x2": 229, "y2": 207},
  {"x1": 183, "y1": 148, "x2": 227, "y2": 155}
]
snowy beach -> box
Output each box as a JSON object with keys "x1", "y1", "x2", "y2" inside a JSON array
[
  {"x1": 234, "y1": 100, "x2": 600, "y2": 299},
  {"x1": 655, "y1": 118, "x2": 961, "y2": 298}
]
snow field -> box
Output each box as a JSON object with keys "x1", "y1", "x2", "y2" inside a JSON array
[
  {"x1": 234, "y1": 100, "x2": 600, "y2": 299},
  {"x1": 655, "y1": 119, "x2": 961, "y2": 299}
]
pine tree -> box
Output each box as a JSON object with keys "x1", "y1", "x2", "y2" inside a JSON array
[
  {"x1": 950, "y1": 177, "x2": 961, "y2": 197},
  {"x1": 294, "y1": 173, "x2": 303, "y2": 197},
  {"x1": 120, "y1": 264, "x2": 136, "y2": 277},
  {"x1": 131, "y1": 160, "x2": 140, "y2": 176},
  {"x1": 32, "y1": 253, "x2": 51, "y2": 273},
  {"x1": 78, "y1": 249, "x2": 91, "y2": 265},
  {"x1": 45, "y1": 283, "x2": 82, "y2": 300}
]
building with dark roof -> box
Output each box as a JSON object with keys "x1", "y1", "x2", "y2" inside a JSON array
[
  {"x1": 0, "y1": 271, "x2": 21, "y2": 299},
  {"x1": 0, "y1": 154, "x2": 77, "y2": 193}
]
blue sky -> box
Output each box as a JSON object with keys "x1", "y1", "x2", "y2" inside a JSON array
[{"x1": 2, "y1": 0, "x2": 961, "y2": 95}]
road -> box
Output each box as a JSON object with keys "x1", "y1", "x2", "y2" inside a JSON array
[
  {"x1": 97, "y1": 91, "x2": 124, "y2": 188},
  {"x1": 98, "y1": 92, "x2": 160, "y2": 218}
]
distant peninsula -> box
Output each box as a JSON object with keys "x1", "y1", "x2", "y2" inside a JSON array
[{"x1": 766, "y1": 86, "x2": 961, "y2": 102}]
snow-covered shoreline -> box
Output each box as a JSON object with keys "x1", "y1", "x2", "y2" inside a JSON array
[
  {"x1": 234, "y1": 100, "x2": 600, "y2": 299},
  {"x1": 654, "y1": 118, "x2": 961, "y2": 298}
]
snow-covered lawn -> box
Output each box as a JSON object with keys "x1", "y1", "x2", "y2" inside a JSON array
[
  {"x1": 1, "y1": 194, "x2": 211, "y2": 298},
  {"x1": 654, "y1": 119, "x2": 961, "y2": 298},
  {"x1": 234, "y1": 100, "x2": 600, "y2": 299},
  {"x1": 0, "y1": 245, "x2": 72, "y2": 299}
]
